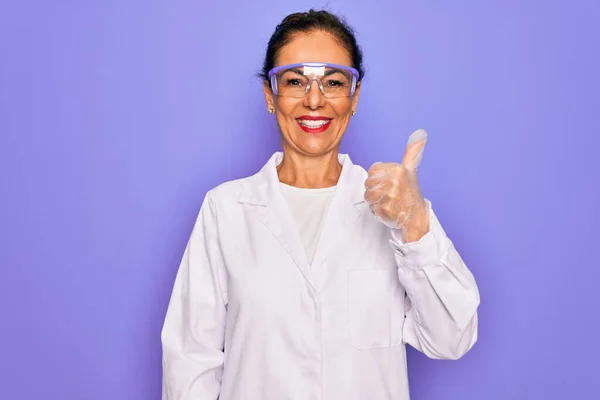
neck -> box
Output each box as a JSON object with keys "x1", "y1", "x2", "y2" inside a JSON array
[{"x1": 277, "y1": 149, "x2": 342, "y2": 189}]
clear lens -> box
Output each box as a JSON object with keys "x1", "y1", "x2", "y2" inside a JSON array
[{"x1": 271, "y1": 65, "x2": 356, "y2": 98}]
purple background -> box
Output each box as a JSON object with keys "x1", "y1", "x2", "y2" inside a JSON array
[{"x1": 1, "y1": 1, "x2": 599, "y2": 399}]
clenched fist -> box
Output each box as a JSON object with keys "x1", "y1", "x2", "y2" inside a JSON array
[{"x1": 364, "y1": 129, "x2": 430, "y2": 243}]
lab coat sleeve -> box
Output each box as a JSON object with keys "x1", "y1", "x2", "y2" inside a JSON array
[
  {"x1": 389, "y1": 199, "x2": 480, "y2": 360},
  {"x1": 161, "y1": 191, "x2": 227, "y2": 399}
]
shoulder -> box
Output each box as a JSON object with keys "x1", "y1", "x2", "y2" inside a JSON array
[
  {"x1": 190, "y1": 173, "x2": 258, "y2": 231},
  {"x1": 204, "y1": 173, "x2": 257, "y2": 206}
]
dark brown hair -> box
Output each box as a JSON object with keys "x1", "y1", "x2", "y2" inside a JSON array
[{"x1": 259, "y1": 9, "x2": 365, "y2": 82}]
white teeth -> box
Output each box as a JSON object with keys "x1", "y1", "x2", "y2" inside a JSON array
[{"x1": 299, "y1": 119, "x2": 330, "y2": 128}]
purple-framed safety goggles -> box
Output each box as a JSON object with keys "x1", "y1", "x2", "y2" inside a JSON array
[{"x1": 268, "y1": 62, "x2": 359, "y2": 98}]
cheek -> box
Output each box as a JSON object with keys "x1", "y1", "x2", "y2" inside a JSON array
[
  {"x1": 274, "y1": 104, "x2": 295, "y2": 129},
  {"x1": 331, "y1": 103, "x2": 353, "y2": 129},
  {"x1": 275, "y1": 102, "x2": 299, "y2": 126},
  {"x1": 331, "y1": 100, "x2": 353, "y2": 118},
  {"x1": 275, "y1": 97, "x2": 296, "y2": 114}
]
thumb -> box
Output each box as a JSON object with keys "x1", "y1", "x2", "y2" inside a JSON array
[{"x1": 401, "y1": 129, "x2": 427, "y2": 171}]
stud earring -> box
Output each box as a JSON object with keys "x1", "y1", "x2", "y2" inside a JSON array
[
  {"x1": 351, "y1": 110, "x2": 356, "y2": 116},
  {"x1": 268, "y1": 108, "x2": 274, "y2": 114}
]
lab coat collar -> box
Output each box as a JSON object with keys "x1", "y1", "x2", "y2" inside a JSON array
[
  {"x1": 237, "y1": 152, "x2": 365, "y2": 292},
  {"x1": 237, "y1": 151, "x2": 366, "y2": 206}
]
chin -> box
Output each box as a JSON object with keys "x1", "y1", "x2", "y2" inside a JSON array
[
  {"x1": 294, "y1": 132, "x2": 335, "y2": 154},
  {"x1": 297, "y1": 140, "x2": 337, "y2": 156},
  {"x1": 284, "y1": 126, "x2": 341, "y2": 155}
]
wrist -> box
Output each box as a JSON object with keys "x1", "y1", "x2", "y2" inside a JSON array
[{"x1": 404, "y1": 203, "x2": 430, "y2": 242}]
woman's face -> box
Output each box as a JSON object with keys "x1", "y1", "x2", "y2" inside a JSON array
[{"x1": 264, "y1": 30, "x2": 360, "y2": 157}]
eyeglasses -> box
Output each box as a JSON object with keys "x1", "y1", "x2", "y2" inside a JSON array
[{"x1": 268, "y1": 62, "x2": 359, "y2": 99}]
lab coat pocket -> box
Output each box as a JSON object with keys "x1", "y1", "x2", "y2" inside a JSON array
[{"x1": 348, "y1": 268, "x2": 404, "y2": 350}]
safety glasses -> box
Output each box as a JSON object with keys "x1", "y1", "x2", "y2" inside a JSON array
[{"x1": 268, "y1": 62, "x2": 359, "y2": 98}]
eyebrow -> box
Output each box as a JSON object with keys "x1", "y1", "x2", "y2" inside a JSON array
[{"x1": 324, "y1": 68, "x2": 345, "y2": 76}]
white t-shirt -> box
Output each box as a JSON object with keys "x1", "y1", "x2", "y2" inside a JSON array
[{"x1": 280, "y1": 182, "x2": 336, "y2": 265}]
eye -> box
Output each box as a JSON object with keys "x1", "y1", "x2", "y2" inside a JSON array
[
  {"x1": 326, "y1": 80, "x2": 345, "y2": 87},
  {"x1": 286, "y1": 78, "x2": 303, "y2": 86}
]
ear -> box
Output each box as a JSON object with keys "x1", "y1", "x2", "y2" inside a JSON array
[
  {"x1": 263, "y1": 80, "x2": 275, "y2": 112},
  {"x1": 351, "y1": 81, "x2": 361, "y2": 113}
]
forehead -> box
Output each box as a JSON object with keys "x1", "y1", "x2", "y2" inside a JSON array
[{"x1": 275, "y1": 30, "x2": 352, "y2": 67}]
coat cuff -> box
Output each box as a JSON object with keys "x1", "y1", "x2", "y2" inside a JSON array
[{"x1": 388, "y1": 199, "x2": 450, "y2": 269}]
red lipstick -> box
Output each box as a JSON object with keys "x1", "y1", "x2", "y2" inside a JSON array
[{"x1": 296, "y1": 115, "x2": 332, "y2": 134}]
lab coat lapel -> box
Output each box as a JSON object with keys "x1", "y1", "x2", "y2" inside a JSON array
[
  {"x1": 310, "y1": 154, "x2": 364, "y2": 275},
  {"x1": 239, "y1": 153, "x2": 317, "y2": 292},
  {"x1": 263, "y1": 196, "x2": 317, "y2": 291}
]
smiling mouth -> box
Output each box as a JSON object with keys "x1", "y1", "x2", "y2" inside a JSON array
[{"x1": 296, "y1": 118, "x2": 333, "y2": 134}]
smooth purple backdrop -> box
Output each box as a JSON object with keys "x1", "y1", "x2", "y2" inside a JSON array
[{"x1": 1, "y1": 1, "x2": 599, "y2": 399}]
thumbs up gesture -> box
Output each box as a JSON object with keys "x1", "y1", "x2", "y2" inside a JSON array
[{"x1": 364, "y1": 129, "x2": 430, "y2": 242}]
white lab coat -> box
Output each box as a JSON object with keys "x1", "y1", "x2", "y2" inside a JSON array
[{"x1": 161, "y1": 152, "x2": 480, "y2": 400}]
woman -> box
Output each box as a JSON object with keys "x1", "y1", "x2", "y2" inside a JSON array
[{"x1": 161, "y1": 9, "x2": 480, "y2": 400}]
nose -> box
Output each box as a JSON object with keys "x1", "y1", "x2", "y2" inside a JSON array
[{"x1": 304, "y1": 78, "x2": 326, "y2": 110}]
